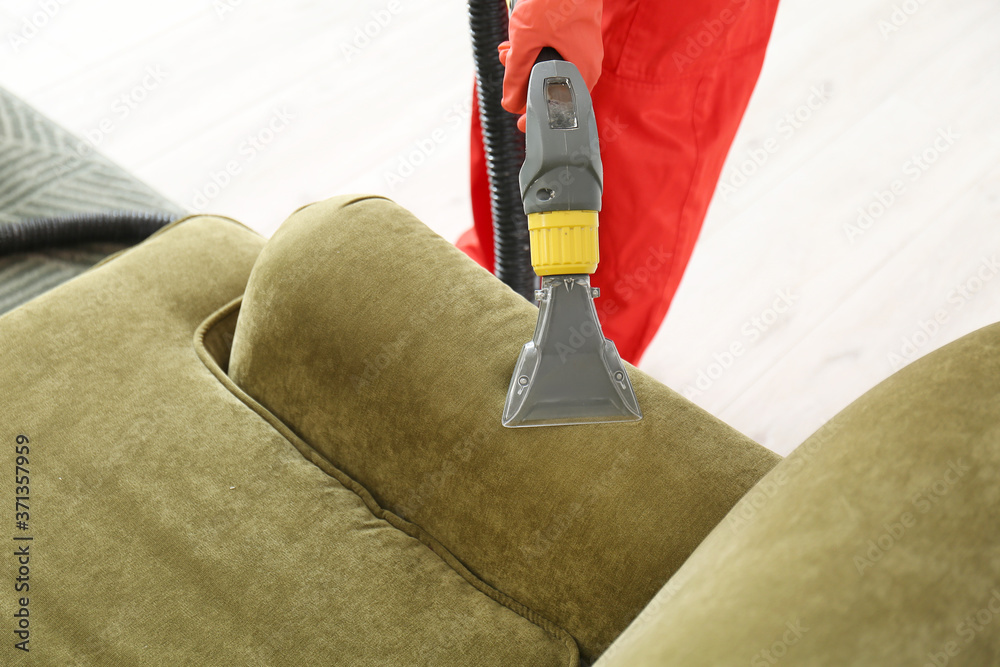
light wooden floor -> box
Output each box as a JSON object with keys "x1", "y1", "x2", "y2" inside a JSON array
[{"x1": 2, "y1": 0, "x2": 997, "y2": 454}]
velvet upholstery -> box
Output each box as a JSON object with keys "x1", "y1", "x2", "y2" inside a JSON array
[
  {"x1": 228, "y1": 194, "x2": 782, "y2": 660},
  {"x1": 0, "y1": 214, "x2": 575, "y2": 666},
  {"x1": 6, "y1": 191, "x2": 989, "y2": 666},
  {"x1": 597, "y1": 320, "x2": 1000, "y2": 666}
]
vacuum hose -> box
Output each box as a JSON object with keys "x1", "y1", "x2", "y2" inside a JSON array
[
  {"x1": 468, "y1": 0, "x2": 535, "y2": 300},
  {"x1": 0, "y1": 211, "x2": 178, "y2": 256}
]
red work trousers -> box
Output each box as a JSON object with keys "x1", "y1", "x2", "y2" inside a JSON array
[{"x1": 457, "y1": 0, "x2": 781, "y2": 364}]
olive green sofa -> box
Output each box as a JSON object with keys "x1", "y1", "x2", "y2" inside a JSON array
[
  {"x1": 1, "y1": 194, "x2": 998, "y2": 665},
  {"x1": 1, "y1": 90, "x2": 998, "y2": 666}
]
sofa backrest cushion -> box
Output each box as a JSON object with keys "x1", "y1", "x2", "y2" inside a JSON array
[{"x1": 228, "y1": 195, "x2": 782, "y2": 659}]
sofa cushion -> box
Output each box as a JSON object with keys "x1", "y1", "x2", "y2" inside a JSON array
[
  {"x1": 597, "y1": 321, "x2": 1000, "y2": 665},
  {"x1": 228, "y1": 194, "x2": 782, "y2": 660},
  {"x1": 0, "y1": 214, "x2": 575, "y2": 665}
]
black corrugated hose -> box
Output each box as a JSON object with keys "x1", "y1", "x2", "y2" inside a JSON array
[
  {"x1": 0, "y1": 211, "x2": 178, "y2": 256},
  {"x1": 469, "y1": 0, "x2": 536, "y2": 300}
]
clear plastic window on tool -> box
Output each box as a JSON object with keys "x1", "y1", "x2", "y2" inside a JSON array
[{"x1": 544, "y1": 77, "x2": 578, "y2": 129}]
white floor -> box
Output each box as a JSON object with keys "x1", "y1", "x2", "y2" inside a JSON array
[{"x1": 2, "y1": 0, "x2": 997, "y2": 455}]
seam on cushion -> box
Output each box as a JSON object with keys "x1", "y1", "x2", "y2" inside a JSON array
[
  {"x1": 287, "y1": 193, "x2": 393, "y2": 219},
  {"x1": 193, "y1": 298, "x2": 580, "y2": 667},
  {"x1": 145, "y1": 212, "x2": 263, "y2": 243}
]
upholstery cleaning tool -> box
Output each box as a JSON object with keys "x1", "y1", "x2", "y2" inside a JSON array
[{"x1": 501, "y1": 50, "x2": 642, "y2": 427}]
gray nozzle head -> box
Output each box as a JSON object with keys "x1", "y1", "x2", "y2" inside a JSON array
[{"x1": 502, "y1": 275, "x2": 642, "y2": 427}]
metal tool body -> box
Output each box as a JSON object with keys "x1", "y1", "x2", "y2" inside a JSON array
[{"x1": 502, "y1": 53, "x2": 642, "y2": 427}]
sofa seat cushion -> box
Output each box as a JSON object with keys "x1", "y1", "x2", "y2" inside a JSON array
[{"x1": 228, "y1": 195, "x2": 782, "y2": 660}]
